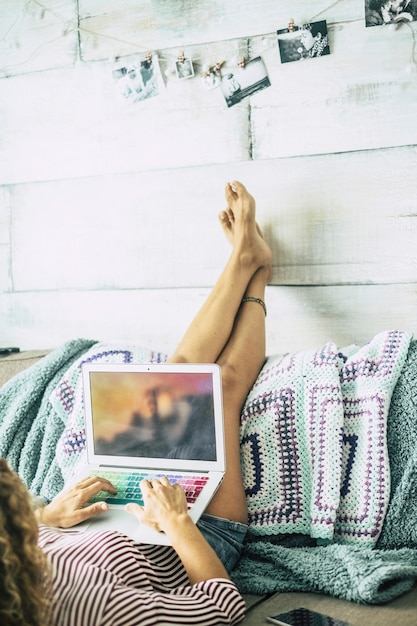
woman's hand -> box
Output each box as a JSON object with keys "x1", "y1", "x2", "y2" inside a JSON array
[
  {"x1": 36, "y1": 476, "x2": 116, "y2": 528},
  {"x1": 125, "y1": 476, "x2": 188, "y2": 532}
]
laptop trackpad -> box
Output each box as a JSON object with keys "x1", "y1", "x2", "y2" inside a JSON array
[{"x1": 75, "y1": 509, "x2": 171, "y2": 546}]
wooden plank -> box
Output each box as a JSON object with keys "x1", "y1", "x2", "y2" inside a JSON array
[
  {"x1": 0, "y1": 43, "x2": 250, "y2": 185},
  {"x1": 0, "y1": 0, "x2": 78, "y2": 78},
  {"x1": 265, "y1": 284, "x2": 417, "y2": 353},
  {"x1": 0, "y1": 188, "x2": 11, "y2": 292},
  {"x1": 7, "y1": 149, "x2": 417, "y2": 293},
  {"x1": 78, "y1": 0, "x2": 364, "y2": 62},
  {"x1": 249, "y1": 21, "x2": 417, "y2": 159},
  {"x1": 249, "y1": 148, "x2": 417, "y2": 286},
  {"x1": 8, "y1": 169, "x2": 232, "y2": 292},
  {"x1": 1, "y1": 284, "x2": 416, "y2": 355}
]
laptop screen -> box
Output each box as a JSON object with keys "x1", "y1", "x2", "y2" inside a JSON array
[{"x1": 82, "y1": 363, "x2": 225, "y2": 472}]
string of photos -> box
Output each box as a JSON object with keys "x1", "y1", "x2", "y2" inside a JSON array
[
  {"x1": 110, "y1": 4, "x2": 417, "y2": 108},
  {"x1": 1, "y1": 0, "x2": 417, "y2": 108}
]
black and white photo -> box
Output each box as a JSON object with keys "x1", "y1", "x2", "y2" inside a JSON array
[
  {"x1": 277, "y1": 20, "x2": 330, "y2": 64},
  {"x1": 175, "y1": 57, "x2": 194, "y2": 80},
  {"x1": 220, "y1": 56, "x2": 271, "y2": 108},
  {"x1": 365, "y1": 0, "x2": 417, "y2": 26},
  {"x1": 113, "y1": 55, "x2": 164, "y2": 103}
]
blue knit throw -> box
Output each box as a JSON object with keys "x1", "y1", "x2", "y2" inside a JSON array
[{"x1": 0, "y1": 339, "x2": 97, "y2": 500}]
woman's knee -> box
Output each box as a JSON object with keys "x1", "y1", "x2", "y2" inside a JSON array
[{"x1": 220, "y1": 362, "x2": 248, "y2": 404}]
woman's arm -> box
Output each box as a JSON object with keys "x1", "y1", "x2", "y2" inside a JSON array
[
  {"x1": 162, "y1": 512, "x2": 229, "y2": 583},
  {"x1": 126, "y1": 477, "x2": 230, "y2": 583}
]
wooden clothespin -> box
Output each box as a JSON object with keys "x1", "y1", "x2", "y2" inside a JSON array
[{"x1": 201, "y1": 60, "x2": 225, "y2": 78}]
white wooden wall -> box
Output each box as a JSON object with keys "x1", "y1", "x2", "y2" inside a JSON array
[{"x1": 1, "y1": 0, "x2": 416, "y2": 356}]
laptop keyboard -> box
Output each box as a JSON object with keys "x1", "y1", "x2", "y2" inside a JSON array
[{"x1": 88, "y1": 470, "x2": 209, "y2": 509}]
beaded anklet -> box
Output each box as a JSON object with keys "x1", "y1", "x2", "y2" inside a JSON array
[{"x1": 241, "y1": 296, "x2": 267, "y2": 317}]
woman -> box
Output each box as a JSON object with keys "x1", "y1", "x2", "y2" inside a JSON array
[
  {"x1": 0, "y1": 180, "x2": 272, "y2": 625},
  {"x1": 299, "y1": 22, "x2": 329, "y2": 58}
]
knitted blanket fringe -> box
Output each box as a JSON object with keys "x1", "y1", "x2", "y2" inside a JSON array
[{"x1": 232, "y1": 539, "x2": 417, "y2": 604}]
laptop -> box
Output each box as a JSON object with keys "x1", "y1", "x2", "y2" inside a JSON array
[{"x1": 69, "y1": 362, "x2": 225, "y2": 545}]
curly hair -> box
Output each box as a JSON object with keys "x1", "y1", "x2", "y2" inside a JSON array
[{"x1": 0, "y1": 459, "x2": 50, "y2": 626}]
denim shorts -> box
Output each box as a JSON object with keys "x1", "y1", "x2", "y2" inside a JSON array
[{"x1": 196, "y1": 513, "x2": 248, "y2": 573}]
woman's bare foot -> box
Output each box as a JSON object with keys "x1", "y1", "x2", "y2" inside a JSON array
[{"x1": 219, "y1": 181, "x2": 272, "y2": 270}]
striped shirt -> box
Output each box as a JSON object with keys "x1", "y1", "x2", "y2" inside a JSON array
[{"x1": 38, "y1": 526, "x2": 245, "y2": 625}]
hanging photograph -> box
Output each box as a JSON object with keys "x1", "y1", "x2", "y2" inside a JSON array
[
  {"x1": 220, "y1": 56, "x2": 271, "y2": 108},
  {"x1": 112, "y1": 55, "x2": 165, "y2": 104},
  {"x1": 277, "y1": 20, "x2": 330, "y2": 63},
  {"x1": 175, "y1": 57, "x2": 194, "y2": 79},
  {"x1": 201, "y1": 63, "x2": 224, "y2": 90},
  {"x1": 365, "y1": 0, "x2": 417, "y2": 26}
]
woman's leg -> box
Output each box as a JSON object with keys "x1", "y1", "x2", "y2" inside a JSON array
[
  {"x1": 168, "y1": 180, "x2": 272, "y2": 524},
  {"x1": 168, "y1": 181, "x2": 271, "y2": 365},
  {"x1": 205, "y1": 264, "x2": 270, "y2": 523}
]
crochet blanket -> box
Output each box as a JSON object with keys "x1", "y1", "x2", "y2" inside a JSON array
[
  {"x1": 240, "y1": 330, "x2": 412, "y2": 547},
  {"x1": 1, "y1": 331, "x2": 417, "y2": 603}
]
